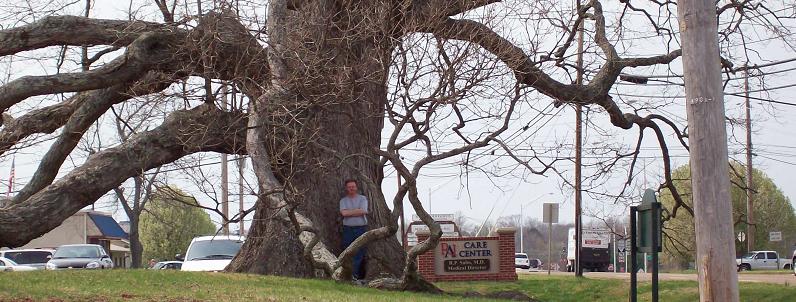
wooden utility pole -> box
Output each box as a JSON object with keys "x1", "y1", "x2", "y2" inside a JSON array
[
  {"x1": 678, "y1": 0, "x2": 740, "y2": 300},
  {"x1": 574, "y1": 2, "x2": 585, "y2": 277},
  {"x1": 221, "y1": 85, "x2": 230, "y2": 235},
  {"x1": 744, "y1": 68, "x2": 755, "y2": 252}
]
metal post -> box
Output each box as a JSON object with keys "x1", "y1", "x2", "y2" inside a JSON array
[
  {"x1": 399, "y1": 174, "x2": 406, "y2": 248},
  {"x1": 548, "y1": 220, "x2": 553, "y2": 275},
  {"x1": 520, "y1": 204, "x2": 524, "y2": 254},
  {"x1": 630, "y1": 206, "x2": 638, "y2": 302},
  {"x1": 428, "y1": 188, "x2": 432, "y2": 214},
  {"x1": 238, "y1": 155, "x2": 245, "y2": 234},
  {"x1": 652, "y1": 203, "x2": 659, "y2": 302},
  {"x1": 612, "y1": 232, "x2": 617, "y2": 273},
  {"x1": 221, "y1": 85, "x2": 230, "y2": 235}
]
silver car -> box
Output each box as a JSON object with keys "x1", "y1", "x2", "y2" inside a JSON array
[{"x1": 45, "y1": 244, "x2": 114, "y2": 270}]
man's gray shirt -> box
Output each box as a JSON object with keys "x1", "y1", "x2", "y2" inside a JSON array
[{"x1": 340, "y1": 194, "x2": 368, "y2": 226}]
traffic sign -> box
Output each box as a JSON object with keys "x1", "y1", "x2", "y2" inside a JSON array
[
  {"x1": 769, "y1": 231, "x2": 782, "y2": 242},
  {"x1": 737, "y1": 231, "x2": 746, "y2": 242},
  {"x1": 617, "y1": 239, "x2": 626, "y2": 253}
]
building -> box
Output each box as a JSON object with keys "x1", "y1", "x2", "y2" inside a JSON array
[{"x1": 20, "y1": 210, "x2": 132, "y2": 268}]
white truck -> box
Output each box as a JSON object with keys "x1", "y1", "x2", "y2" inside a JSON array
[
  {"x1": 567, "y1": 227, "x2": 612, "y2": 272},
  {"x1": 736, "y1": 250, "x2": 791, "y2": 271}
]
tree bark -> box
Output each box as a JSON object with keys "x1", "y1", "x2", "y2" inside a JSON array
[
  {"x1": 228, "y1": 4, "x2": 405, "y2": 278},
  {"x1": 129, "y1": 214, "x2": 143, "y2": 268}
]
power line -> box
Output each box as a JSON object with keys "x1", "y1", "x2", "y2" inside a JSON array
[
  {"x1": 758, "y1": 154, "x2": 796, "y2": 166},
  {"x1": 617, "y1": 56, "x2": 796, "y2": 80}
]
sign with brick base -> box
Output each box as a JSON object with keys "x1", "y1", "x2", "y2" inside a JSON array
[{"x1": 416, "y1": 228, "x2": 518, "y2": 282}]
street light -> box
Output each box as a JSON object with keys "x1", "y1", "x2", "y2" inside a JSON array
[
  {"x1": 427, "y1": 177, "x2": 457, "y2": 214},
  {"x1": 519, "y1": 192, "x2": 554, "y2": 254}
]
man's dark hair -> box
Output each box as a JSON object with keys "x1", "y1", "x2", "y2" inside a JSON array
[{"x1": 344, "y1": 179, "x2": 357, "y2": 186}]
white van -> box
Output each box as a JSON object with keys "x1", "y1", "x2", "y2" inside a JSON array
[
  {"x1": 180, "y1": 235, "x2": 245, "y2": 272},
  {"x1": 0, "y1": 249, "x2": 55, "y2": 270}
]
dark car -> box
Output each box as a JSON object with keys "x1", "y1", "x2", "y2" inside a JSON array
[
  {"x1": 45, "y1": 244, "x2": 114, "y2": 270},
  {"x1": 152, "y1": 261, "x2": 182, "y2": 270}
]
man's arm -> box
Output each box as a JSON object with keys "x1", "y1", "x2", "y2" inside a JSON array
[
  {"x1": 340, "y1": 208, "x2": 367, "y2": 217},
  {"x1": 340, "y1": 196, "x2": 369, "y2": 217}
]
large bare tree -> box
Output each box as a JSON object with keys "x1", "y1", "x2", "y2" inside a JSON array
[{"x1": 0, "y1": 0, "x2": 789, "y2": 292}]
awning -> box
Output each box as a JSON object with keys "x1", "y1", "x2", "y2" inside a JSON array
[
  {"x1": 110, "y1": 244, "x2": 130, "y2": 252},
  {"x1": 88, "y1": 213, "x2": 129, "y2": 239}
]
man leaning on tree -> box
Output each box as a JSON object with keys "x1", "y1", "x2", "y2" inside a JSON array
[{"x1": 339, "y1": 179, "x2": 368, "y2": 280}]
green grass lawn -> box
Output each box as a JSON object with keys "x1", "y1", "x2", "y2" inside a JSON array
[
  {"x1": 738, "y1": 270, "x2": 794, "y2": 275},
  {"x1": 663, "y1": 268, "x2": 794, "y2": 275},
  {"x1": 1, "y1": 270, "x2": 794, "y2": 301},
  {"x1": 442, "y1": 275, "x2": 796, "y2": 302}
]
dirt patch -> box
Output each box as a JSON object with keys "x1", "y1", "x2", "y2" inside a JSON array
[{"x1": 461, "y1": 290, "x2": 539, "y2": 301}]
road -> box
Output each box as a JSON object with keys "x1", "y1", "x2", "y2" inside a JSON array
[{"x1": 517, "y1": 270, "x2": 796, "y2": 285}]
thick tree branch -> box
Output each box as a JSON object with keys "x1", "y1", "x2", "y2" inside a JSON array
[
  {"x1": 0, "y1": 104, "x2": 247, "y2": 247},
  {"x1": 0, "y1": 72, "x2": 175, "y2": 157},
  {"x1": 0, "y1": 32, "x2": 177, "y2": 113},
  {"x1": 0, "y1": 16, "x2": 165, "y2": 56},
  {"x1": 420, "y1": 1, "x2": 683, "y2": 130},
  {"x1": 13, "y1": 85, "x2": 132, "y2": 202}
]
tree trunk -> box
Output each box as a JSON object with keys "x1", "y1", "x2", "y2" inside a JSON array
[
  {"x1": 129, "y1": 214, "x2": 143, "y2": 268},
  {"x1": 228, "y1": 4, "x2": 405, "y2": 278}
]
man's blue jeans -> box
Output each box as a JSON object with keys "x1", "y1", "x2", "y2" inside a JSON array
[{"x1": 342, "y1": 225, "x2": 367, "y2": 279}]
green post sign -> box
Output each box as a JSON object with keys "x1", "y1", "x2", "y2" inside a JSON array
[{"x1": 636, "y1": 189, "x2": 662, "y2": 253}]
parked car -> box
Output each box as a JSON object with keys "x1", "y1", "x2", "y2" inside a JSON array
[
  {"x1": 152, "y1": 261, "x2": 183, "y2": 270},
  {"x1": 515, "y1": 253, "x2": 530, "y2": 269},
  {"x1": 0, "y1": 257, "x2": 37, "y2": 272},
  {"x1": 736, "y1": 251, "x2": 791, "y2": 271},
  {"x1": 528, "y1": 258, "x2": 543, "y2": 271},
  {"x1": 45, "y1": 244, "x2": 114, "y2": 270},
  {"x1": 0, "y1": 249, "x2": 54, "y2": 270},
  {"x1": 180, "y1": 235, "x2": 245, "y2": 272}
]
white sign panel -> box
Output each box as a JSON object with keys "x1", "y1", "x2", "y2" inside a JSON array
[
  {"x1": 582, "y1": 229, "x2": 611, "y2": 249},
  {"x1": 410, "y1": 224, "x2": 455, "y2": 233},
  {"x1": 770, "y1": 231, "x2": 782, "y2": 242},
  {"x1": 406, "y1": 233, "x2": 460, "y2": 246},
  {"x1": 543, "y1": 203, "x2": 559, "y2": 224},
  {"x1": 412, "y1": 214, "x2": 455, "y2": 222}
]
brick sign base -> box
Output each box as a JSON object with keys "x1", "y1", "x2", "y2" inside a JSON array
[{"x1": 416, "y1": 228, "x2": 518, "y2": 282}]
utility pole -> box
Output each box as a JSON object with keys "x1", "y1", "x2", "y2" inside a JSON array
[
  {"x1": 678, "y1": 0, "x2": 740, "y2": 300},
  {"x1": 221, "y1": 84, "x2": 230, "y2": 235},
  {"x1": 574, "y1": 1, "x2": 585, "y2": 277},
  {"x1": 744, "y1": 68, "x2": 755, "y2": 252},
  {"x1": 238, "y1": 155, "x2": 245, "y2": 235}
]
